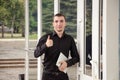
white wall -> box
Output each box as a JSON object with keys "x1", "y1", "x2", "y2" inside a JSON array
[{"x1": 103, "y1": 0, "x2": 119, "y2": 80}]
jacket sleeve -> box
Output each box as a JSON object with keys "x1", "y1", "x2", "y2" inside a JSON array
[
  {"x1": 34, "y1": 35, "x2": 48, "y2": 58},
  {"x1": 66, "y1": 38, "x2": 80, "y2": 67}
]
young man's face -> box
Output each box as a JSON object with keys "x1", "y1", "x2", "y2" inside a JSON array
[{"x1": 53, "y1": 16, "x2": 66, "y2": 33}]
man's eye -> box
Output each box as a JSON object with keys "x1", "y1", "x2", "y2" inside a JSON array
[
  {"x1": 60, "y1": 20, "x2": 63, "y2": 22},
  {"x1": 55, "y1": 20, "x2": 58, "y2": 23}
]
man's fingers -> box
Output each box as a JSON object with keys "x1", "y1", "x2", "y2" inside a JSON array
[{"x1": 58, "y1": 61, "x2": 67, "y2": 72}]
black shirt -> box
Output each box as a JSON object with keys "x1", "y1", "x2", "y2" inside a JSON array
[{"x1": 34, "y1": 31, "x2": 79, "y2": 72}]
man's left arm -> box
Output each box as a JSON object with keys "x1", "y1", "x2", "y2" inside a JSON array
[{"x1": 66, "y1": 38, "x2": 80, "y2": 67}]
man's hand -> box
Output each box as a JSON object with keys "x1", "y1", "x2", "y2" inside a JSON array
[
  {"x1": 58, "y1": 61, "x2": 67, "y2": 72},
  {"x1": 46, "y1": 35, "x2": 53, "y2": 47}
]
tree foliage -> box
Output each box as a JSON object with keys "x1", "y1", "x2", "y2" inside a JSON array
[
  {"x1": 60, "y1": 0, "x2": 77, "y2": 37},
  {"x1": 0, "y1": 0, "x2": 92, "y2": 38},
  {"x1": 0, "y1": 0, "x2": 24, "y2": 37}
]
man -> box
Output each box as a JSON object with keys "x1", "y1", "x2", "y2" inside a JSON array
[{"x1": 34, "y1": 13, "x2": 79, "y2": 80}]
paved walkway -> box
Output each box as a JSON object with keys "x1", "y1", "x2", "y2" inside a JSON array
[{"x1": 0, "y1": 39, "x2": 77, "y2": 80}]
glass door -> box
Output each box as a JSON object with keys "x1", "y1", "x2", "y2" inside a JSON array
[
  {"x1": 77, "y1": 0, "x2": 92, "y2": 80},
  {"x1": 77, "y1": 0, "x2": 102, "y2": 80}
]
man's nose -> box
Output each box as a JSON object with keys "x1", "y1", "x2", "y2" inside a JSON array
[{"x1": 58, "y1": 21, "x2": 61, "y2": 25}]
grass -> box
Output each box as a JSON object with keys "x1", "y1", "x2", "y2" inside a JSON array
[
  {"x1": 29, "y1": 33, "x2": 37, "y2": 39},
  {"x1": 0, "y1": 33, "x2": 37, "y2": 39}
]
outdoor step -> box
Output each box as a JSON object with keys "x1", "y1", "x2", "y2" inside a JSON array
[
  {"x1": 0, "y1": 58, "x2": 37, "y2": 68},
  {"x1": 0, "y1": 61, "x2": 37, "y2": 64},
  {"x1": 0, "y1": 64, "x2": 37, "y2": 68},
  {"x1": 0, "y1": 58, "x2": 37, "y2": 61}
]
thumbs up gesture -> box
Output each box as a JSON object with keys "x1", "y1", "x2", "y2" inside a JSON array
[{"x1": 45, "y1": 35, "x2": 53, "y2": 47}]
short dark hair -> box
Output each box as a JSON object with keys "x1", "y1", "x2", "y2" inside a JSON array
[{"x1": 53, "y1": 13, "x2": 66, "y2": 21}]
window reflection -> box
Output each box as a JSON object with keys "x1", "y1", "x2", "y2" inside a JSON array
[{"x1": 85, "y1": 0, "x2": 92, "y2": 76}]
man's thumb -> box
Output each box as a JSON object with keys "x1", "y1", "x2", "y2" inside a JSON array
[{"x1": 47, "y1": 35, "x2": 50, "y2": 40}]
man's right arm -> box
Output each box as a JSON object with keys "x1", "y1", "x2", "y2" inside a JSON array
[{"x1": 34, "y1": 36, "x2": 48, "y2": 58}]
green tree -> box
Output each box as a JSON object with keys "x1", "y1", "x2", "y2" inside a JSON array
[
  {"x1": 0, "y1": 0, "x2": 92, "y2": 39},
  {"x1": 0, "y1": 0, "x2": 24, "y2": 38},
  {"x1": 60, "y1": 0, "x2": 77, "y2": 38},
  {"x1": 0, "y1": 0, "x2": 10, "y2": 37},
  {"x1": 42, "y1": 0, "x2": 54, "y2": 34},
  {"x1": 29, "y1": 0, "x2": 37, "y2": 34}
]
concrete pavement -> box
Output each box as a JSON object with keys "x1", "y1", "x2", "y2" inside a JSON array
[{"x1": 0, "y1": 39, "x2": 77, "y2": 80}]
